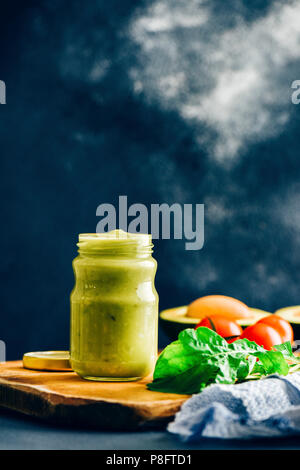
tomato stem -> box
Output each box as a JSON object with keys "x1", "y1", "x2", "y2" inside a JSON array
[{"x1": 208, "y1": 317, "x2": 216, "y2": 332}]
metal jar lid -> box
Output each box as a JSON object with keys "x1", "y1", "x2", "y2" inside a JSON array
[{"x1": 23, "y1": 351, "x2": 71, "y2": 371}]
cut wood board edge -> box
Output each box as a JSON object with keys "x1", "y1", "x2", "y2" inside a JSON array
[
  {"x1": 0, "y1": 378, "x2": 185, "y2": 430},
  {"x1": 0, "y1": 362, "x2": 189, "y2": 430}
]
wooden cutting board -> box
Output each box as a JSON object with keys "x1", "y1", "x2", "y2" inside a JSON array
[{"x1": 0, "y1": 361, "x2": 189, "y2": 430}]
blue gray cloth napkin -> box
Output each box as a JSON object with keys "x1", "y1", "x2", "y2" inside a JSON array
[{"x1": 168, "y1": 373, "x2": 300, "y2": 440}]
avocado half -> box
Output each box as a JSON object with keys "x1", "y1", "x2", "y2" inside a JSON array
[
  {"x1": 159, "y1": 305, "x2": 271, "y2": 341},
  {"x1": 275, "y1": 306, "x2": 300, "y2": 340}
]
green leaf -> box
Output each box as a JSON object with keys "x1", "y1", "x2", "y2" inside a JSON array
[
  {"x1": 273, "y1": 342, "x2": 299, "y2": 361},
  {"x1": 179, "y1": 327, "x2": 228, "y2": 353},
  {"x1": 273, "y1": 342, "x2": 300, "y2": 373},
  {"x1": 148, "y1": 360, "x2": 218, "y2": 394},
  {"x1": 214, "y1": 354, "x2": 244, "y2": 384},
  {"x1": 153, "y1": 341, "x2": 200, "y2": 381},
  {"x1": 228, "y1": 338, "x2": 265, "y2": 353},
  {"x1": 254, "y1": 351, "x2": 289, "y2": 376}
]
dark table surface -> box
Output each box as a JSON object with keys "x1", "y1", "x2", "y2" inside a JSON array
[{"x1": 1, "y1": 408, "x2": 300, "y2": 450}]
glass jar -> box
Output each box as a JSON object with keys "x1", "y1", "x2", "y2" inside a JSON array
[{"x1": 70, "y1": 230, "x2": 158, "y2": 381}]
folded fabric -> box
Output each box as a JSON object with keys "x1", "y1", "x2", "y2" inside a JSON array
[{"x1": 168, "y1": 372, "x2": 300, "y2": 440}]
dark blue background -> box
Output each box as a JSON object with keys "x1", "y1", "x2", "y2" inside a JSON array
[{"x1": 1, "y1": 0, "x2": 300, "y2": 359}]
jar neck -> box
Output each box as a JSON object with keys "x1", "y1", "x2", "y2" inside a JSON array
[{"x1": 76, "y1": 230, "x2": 153, "y2": 258}]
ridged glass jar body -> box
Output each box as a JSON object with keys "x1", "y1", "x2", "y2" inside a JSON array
[{"x1": 70, "y1": 231, "x2": 158, "y2": 381}]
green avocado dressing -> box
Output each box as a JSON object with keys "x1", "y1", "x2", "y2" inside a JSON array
[{"x1": 70, "y1": 230, "x2": 158, "y2": 381}]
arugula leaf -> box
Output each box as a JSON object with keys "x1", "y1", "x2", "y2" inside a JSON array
[{"x1": 148, "y1": 327, "x2": 295, "y2": 394}]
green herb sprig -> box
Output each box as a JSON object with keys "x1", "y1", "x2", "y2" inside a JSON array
[{"x1": 148, "y1": 327, "x2": 300, "y2": 394}]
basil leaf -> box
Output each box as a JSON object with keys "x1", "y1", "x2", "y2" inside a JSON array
[
  {"x1": 214, "y1": 354, "x2": 246, "y2": 384},
  {"x1": 149, "y1": 360, "x2": 218, "y2": 394},
  {"x1": 153, "y1": 341, "x2": 200, "y2": 381},
  {"x1": 178, "y1": 327, "x2": 228, "y2": 353},
  {"x1": 228, "y1": 338, "x2": 265, "y2": 353}
]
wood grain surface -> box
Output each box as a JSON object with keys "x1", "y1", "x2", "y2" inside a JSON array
[{"x1": 0, "y1": 361, "x2": 189, "y2": 430}]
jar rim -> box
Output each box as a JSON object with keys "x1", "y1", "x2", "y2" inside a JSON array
[{"x1": 77, "y1": 229, "x2": 153, "y2": 255}]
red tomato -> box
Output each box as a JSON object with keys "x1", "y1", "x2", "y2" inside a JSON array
[
  {"x1": 257, "y1": 315, "x2": 293, "y2": 343},
  {"x1": 195, "y1": 315, "x2": 243, "y2": 342},
  {"x1": 240, "y1": 323, "x2": 282, "y2": 350}
]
